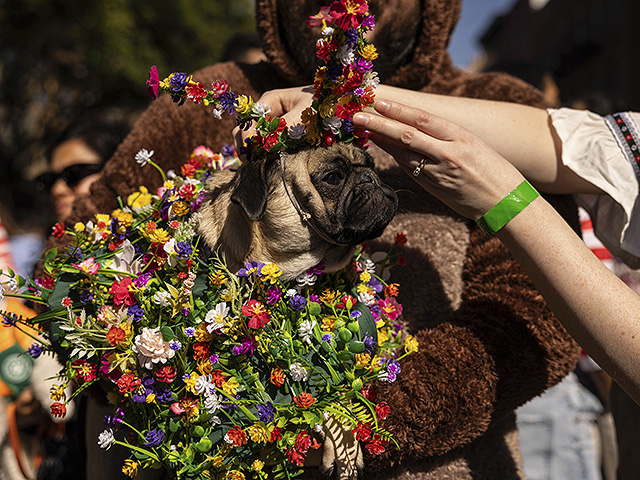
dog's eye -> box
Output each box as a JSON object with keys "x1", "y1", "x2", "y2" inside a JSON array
[{"x1": 322, "y1": 171, "x2": 344, "y2": 186}]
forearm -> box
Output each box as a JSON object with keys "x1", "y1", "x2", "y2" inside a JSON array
[
  {"x1": 496, "y1": 196, "x2": 640, "y2": 403},
  {"x1": 374, "y1": 85, "x2": 602, "y2": 194}
]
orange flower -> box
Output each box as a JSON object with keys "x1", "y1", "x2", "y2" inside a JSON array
[
  {"x1": 384, "y1": 283, "x2": 400, "y2": 298},
  {"x1": 394, "y1": 232, "x2": 407, "y2": 247},
  {"x1": 226, "y1": 426, "x2": 247, "y2": 446},
  {"x1": 50, "y1": 402, "x2": 67, "y2": 418},
  {"x1": 106, "y1": 325, "x2": 126, "y2": 346},
  {"x1": 192, "y1": 342, "x2": 210, "y2": 360},
  {"x1": 270, "y1": 367, "x2": 286, "y2": 387},
  {"x1": 211, "y1": 369, "x2": 226, "y2": 387},
  {"x1": 293, "y1": 392, "x2": 316, "y2": 409}
]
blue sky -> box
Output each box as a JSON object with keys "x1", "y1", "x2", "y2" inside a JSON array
[{"x1": 449, "y1": 0, "x2": 517, "y2": 68}]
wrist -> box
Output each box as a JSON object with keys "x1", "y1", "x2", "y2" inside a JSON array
[{"x1": 476, "y1": 180, "x2": 540, "y2": 236}]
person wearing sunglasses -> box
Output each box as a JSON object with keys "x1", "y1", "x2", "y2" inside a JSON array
[{"x1": 38, "y1": 119, "x2": 129, "y2": 221}]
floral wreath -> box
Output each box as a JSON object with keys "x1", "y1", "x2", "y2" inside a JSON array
[{"x1": 146, "y1": 0, "x2": 379, "y2": 162}]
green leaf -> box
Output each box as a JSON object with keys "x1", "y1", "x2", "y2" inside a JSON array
[
  {"x1": 160, "y1": 326, "x2": 175, "y2": 341},
  {"x1": 44, "y1": 247, "x2": 59, "y2": 262}
]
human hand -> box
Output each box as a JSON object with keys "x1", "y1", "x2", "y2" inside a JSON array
[
  {"x1": 353, "y1": 100, "x2": 527, "y2": 220},
  {"x1": 232, "y1": 86, "x2": 315, "y2": 157}
]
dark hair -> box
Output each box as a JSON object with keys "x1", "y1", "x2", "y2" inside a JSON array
[{"x1": 46, "y1": 118, "x2": 130, "y2": 165}]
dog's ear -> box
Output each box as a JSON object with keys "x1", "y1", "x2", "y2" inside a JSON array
[{"x1": 230, "y1": 160, "x2": 269, "y2": 221}]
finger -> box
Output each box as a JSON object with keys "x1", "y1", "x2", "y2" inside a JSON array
[{"x1": 374, "y1": 100, "x2": 464, "y2": 141}]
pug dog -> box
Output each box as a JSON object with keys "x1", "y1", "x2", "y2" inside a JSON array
[{"x1": 198, "y1": 142, "x2": 398, "y2": 278}]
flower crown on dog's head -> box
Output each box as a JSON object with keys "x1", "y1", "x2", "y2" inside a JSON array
[{"x1": 146, "y1": 0, "x2": 378, "y2": 161}]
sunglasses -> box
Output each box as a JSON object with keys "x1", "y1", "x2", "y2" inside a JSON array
[{"x1": 35, "y1": 163, "x2": 104, "y2": 191}]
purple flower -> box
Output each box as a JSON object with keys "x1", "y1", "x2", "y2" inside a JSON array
[
  {"x1": 327, "y1": 62, "x2": 343, "y2": 81},
  {"x1": 219, "y1": 91, "x2": 237, "y2": 114},
  {"x1": 27, "y1": 343, "x2": 43, "y2": 358},
  {"x1": 232, "y1": 336, "x2": 257, "y2": 357},
  {"x1": 127, "y1": 304, "x2": 144, "y2": 322},
  {"x1": 386, "y1": 359, "x2": 401, "y2": 376},
  {"x1": 266, "y1": 286, "x2": 282, "y2": 306},
  {"x1": 134, "y1": 273, "x2": 151, "y2": 288},
  {"x1": 181, "y1": 307, "x2": 189, "y2": 317},
  {"x1": 237, "y1": 261, "x2": 264, "y2": 277},
  {"x1": 256, "y1": 401, "x2": 276, "y2": 423},
  {"x1": 209, "y1": 354, "x2": 219, "y2": 365},
  {"x1": 104, "y1": 408, "x2": 125, "y2": 428},
  {"x1": 345, "y1": 28, "x2": 358, "y2": 46},
  {"x1": 363, "y1": 333, "x2": 377, "y2": 354},
  {"x1": 309, "y1": 293, "x2": 321, "y2": 304},
  {"x1": 146, "y1": 65, "x2": 160, "y2": 100},
  {"x1": 175, "y1": 242, "x2": 193, "y2": 259},
  {"x1": 80, "y1": 289, "x2": 94, "y2": 304},
  {"x1": 169, "y1": 72, "x2": 190, "y2": 92},
  {"x1": 350, "y1": 310, "x2": 361, "y2": 319},
  {"x1": 2, "y1": 313, "x2": 17, "y2": 326},
  {"x1": 367, "y1": 276, "x2": 383, "y2": 293},
  {"x1": 289, "y1": 295, "x2": 307, "y2": 311},
  {"x1": 190, "y1": 191, "x2": 206, "y2": 212},
  {"x1": 155, "y1": 387, "x2": 174, "y2": 404},
  {"x1": 222, "y1": 144, "x2": 236, "y2": 158},
  {"x1": 361, "y1": 14, "x2": 375, "y2": 30},
  {"x1": 183, "y1": 327, "x2": 196, "y2": 338},
  {"x1": 144, "y1": 429, "x2": 165, "y2": 448},
  {"x1": 322, "y1": 333, "x2": 332, "y2": 342},
  {"x1": 355, "y1": 58, "x2": 373, "y2": 73},
  {"x1": 307, "y1": 263, "x2": 324, "y2": 275},
  {"x1": 109, "y1": 218, "x2": 126, "y2": 240},
  {"x1": 65, "y1": 245, "x2": 82, "y2": 262},
  {"x1": 170, "y1": 340, "x2": 182, "y2": 351},
  {"x1": 342, "y1": 119, "x2": 354, "y2": 133}
]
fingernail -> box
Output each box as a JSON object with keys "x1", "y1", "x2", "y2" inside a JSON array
[
  {"x1": 353, "y1": 112, "x2": 369, "y2": 127},
  {"x1": 376, "y1": 100, "x2": 390, "y2": 113}
]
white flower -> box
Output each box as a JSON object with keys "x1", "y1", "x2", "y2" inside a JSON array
[
  {"x1": 167, "y1": 169, "x2": 177, "y2": 179},
  {"x1": 363, "y1": 71, "x2": 380, "y2": 89},
  {"x1": 210, "y1": 415, "x2": 221, "y2": 426},
  {"x1": 203, "y1": 390, "x2": 221, "y2": 414},
  {"x1": 339, "y1": 44, "x2": 355, "y2": 65},
  {"x1": 212, "y1": 108, "x2": 223, "y2": 120},
  {"x1": 0, "y1": 284, "x2": 4, "y2": 303},
  {"x1": 204, "y1": 302, "x2": 229, "y2": 333},
  {"x1": 296, "y1": 272, "x2": 317, "y2": 287},
  {"x1": 360, "y1": 258, "x2": 376, "y2": 274},
  {"x1": 289, "y1": 362, "x2": 308, "y2": 382},
  {"x1": 194, "y1": 374, "x2": 213, "y2": 395},
  {"x1": 5, "y1": 278, "x2": 18, "y2": 292},
  {"x1": 285, "y1": 288, "x2": 298, "y2": 298},
  {"x1": 298, "y1": 319, "x2": 317, "y2": 345},
  {"x1": 251, "y1": 102, "x2": 272, "y2": 118},
  {"x1": 112, "y1": 239, "x2": 141, "y2": 279},
  {"x1": 132, "y1": 327, "x2": 175, "y2": 369},
  {"x1": 322, "y1": 27, "x2": 334, "y2": 37},
  {"x1": 288, "y1": 123, "x2": 307, "y2": 140},
  {"x1": 323, "y1": 116, "x2": 342, "y2": 135},
  {"x1": 97, "y1": 429, "x2": 115, "y2": 450},
  {"x1": 153, "y1": 290, "x2": 172, "y2": 307},
  {"x1": 135, "y1": 148, "x2": 154, "y2": 167},
  {"x1": 357, "y1": 291, "x2": 376, "y2": 306}
]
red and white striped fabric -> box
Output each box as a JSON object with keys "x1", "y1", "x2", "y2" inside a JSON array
[{"x1": 579, "y1": 207, "x2": 613, "y2": 271}]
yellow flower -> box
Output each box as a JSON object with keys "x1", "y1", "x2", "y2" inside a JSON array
[
  {"x1": 197, "y1": 358, "x2": 213, "y2": 375},
  {"x1": 184, "y1": 373, "x2": 200, "y2": 394},
  {"x1": 355, "y1": 353, "x2": 371, "y2": 369},
  {"x1": 300, "y1": 107, "x2": 317, "y2": 125},
  {"x1": 74, "y1": 222, "x2": 85, "y2": 232},
  {"x1": 145, "y1": 392, "x2": 156, "y2": 403},
  {"x1": 260, "y1": 263, "x2": 282, "y2": 284},
  {"x1": 320, "y1": 289, "x2": 339, "y2": 305},
  {"x1": 111, "y1": 209, "x2": 134, "y2": 228},
  {"x1": 163, "y1": 180, "x2": 175, "y2": 190},
  {"x1": 146, "y1": 228, "x2": 171, "y2": 244},
  {"x1": 247, "y1": 424, "x2": 270, "y2": 443},
  {"x1": 404, "y1": 334, "x2": 419, "y2": 353},
  {"x1": 359, "y1": 272, "x2": 371, "y2": 283},
  {"x1": 95, "y1": 214, "x2": 111, "y2": 231},
  {"x1": 370, "y1": 354, "x2": 382, "y2": 371},
  {"x1": 252, "y1": 460, "x2": 265, "y2": 472},
  {"x1": 356, "y1": 284, "x2": 371, "y2": 295},
  {"x1": 195, "y1": 323, "x2": 212, "y2": 342},
  {"x1": 222, "y1": 376, "x2": 239, "y2": 396},
  {"x1": 127, "y1": 186, "x2": 153, "y2": 209},
  {"x1": 120, "y1": 323, "x2": 133, "y2": 342},
  {"x1": 209, "y1": 271, "x2": 227, "y2": 286},
  {"x1": 377, "y1": 328, "x2": 389, "y2": 345},
  {"x1": 226, "y1": 471, "x2": 245, "y2": 480},
  {"x1": 321, "y1": 316, "x2": 336, "y2": 332},
  {"x1": 235, "y1": 95, "x2": 253, "y2": 116},
  {"x1": 122, "y1": 459, "x2": 139, "y2": 478},
  {"x1": 319, "y1": 98, "x2": 337, "y2": 119},
  {"x1": 359, "y1": 44, "x2": 379, "y2": 61},
  {"x1": 171, "y1": 200, "x2": 190, "y2": 217},
  {"x1": 50, "y1": 384, "x2": 66, "y2": 402}
]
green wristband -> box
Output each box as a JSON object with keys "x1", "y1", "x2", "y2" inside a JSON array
[{"x1": 476, "y1": 180, "x2": 539, "y2": 236}]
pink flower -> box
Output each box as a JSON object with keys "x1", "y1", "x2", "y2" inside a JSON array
[
  {"x1": 241, "y1": 300, "x2": 271, "y2": 329},
  {"x1": 308, "y1": 6, "x2": 334, "y2": 27},
  {"x1": 170, "y1": 396, "x2": 197, "y2": 415},
  {"x1": 330, "y1": 0, "x2": 369, "y2": 30},
  {"x1": 61, "y1": 297, "x2": 73, "y2": 308},
  {"x1": 74, "y1": 257, "x2": 100, "y2": 275},
  {"x1": 378, "y1": 297, "x2": 402, "y2": 321},
  {"x1": 147, "y1": 65, "x2": 160, "y2": 100},
  {"x1": 210, "y1": 80, "x2": 229, "y2": 98}
]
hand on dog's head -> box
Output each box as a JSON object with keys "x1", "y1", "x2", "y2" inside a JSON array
[{"x1": 199, "y1": 143, "x2": 397, "y2": 279}]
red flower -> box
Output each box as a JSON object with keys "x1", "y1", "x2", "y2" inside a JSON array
[
  {"x1": 36, "y1": 274, "x2": 55, "y2": 290},
  {"x1": 51, "y1": 222, "x2": 65, "y2": 238},
  {"x1": 352, "y1": 421, "x2": 372, "y2": 441},
  {"x1": 211, "y1": 369, "x2": 226, "y2": 387},
  {"x1": 316, "y1": 39, "x2": 332, "y2": 62},
  {"x1": 262, "y1": 132, "x2": 281, "y2": 152},
  {"x1": 293, "y1": 392, "x2": 316, "y2": 409},
  {"x1": 50, "y1": 402, "x2": 67, "y2": 418},
  {"x1": 110, "y1": 277, "x2": 134, "y2": 306},
  {"x1": 210, "y1": 79, "x2": 229, "y2": 98},
  {"x1": 394, "y1": 232, "x2": 407, "y2": 247},
  {"x1": 269, "y1": 426, "x2": 283, "y2": 443},
  {"x1": 106, "y1": 325, "x2": 126, "y2": 346},
  {"x1": 117, "y1": 373, "x2": 141, "y2": 394},
  {"x1": 285, "y1": 448, "x2": 305, "y2": 467},
  {"x1": 146, "y1": 65, "x2": 160, "y2": 100},
  {"x1": 242, "y1": 300, "x2": 271, "y2": 329},
  {"x1": 375, "y1": 401, "x2": 391, "y2": 420},
  {"x1": 384, "y1": 283, "x2": 400, "y2": 298},
  {"x1": 71, "y1": 359, "x2": 97, "y2": 383},
  {"x1": 226, "y1": 426, "x2": 247, "y2": 446},
  {"x1": 398, "y1": 256, "x2": 406, "y2": 266},
  {"x1": 336, "y1": 295, "x2": 357, "y2": 310},
  {"x1": 330, "y1": 0, "x2": 369, "y2": 30},
  {"x1": 61, "y1": 297, "x2": 73, "y2": 308},
  {"x1": 186, "y1": 82, "x2": 207, "y2": 104},
  {"x1": 365, "y1": 434, "x2": 388, "y2": 455},
  {"x1": 295, "y1": 431, "x2": 312, "y2": 454},
  {"x1": 192, "y1": 342, "x2": 210, "y2": 360},
  {"x1": 155, "y1": 366, "x2": 176, "y2": 384}
]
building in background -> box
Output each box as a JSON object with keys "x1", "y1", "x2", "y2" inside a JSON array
[{"x1": 479, "y1": 0, "x2": 640, "y2": 113}]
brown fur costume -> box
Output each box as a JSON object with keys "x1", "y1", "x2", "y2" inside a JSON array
[{"x1": 45, "y1": 1, "x2": 580, "y2": 478}]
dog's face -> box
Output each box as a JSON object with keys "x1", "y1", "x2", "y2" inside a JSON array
[{"x1": 199, "y1": 143, "x2": 397, "y2": 278}]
